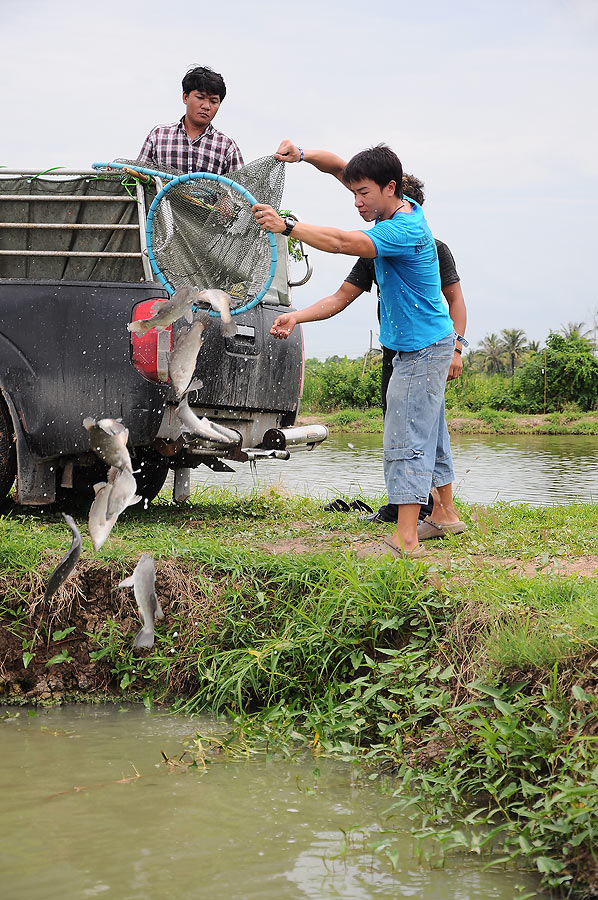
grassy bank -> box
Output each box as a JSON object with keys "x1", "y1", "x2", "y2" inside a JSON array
[
  {"x1": 298, "y1": 407, "x2": 598, "y2": 435},
  {"x1": 2, "y1": 491, "x2": 598, "y2": 896}
]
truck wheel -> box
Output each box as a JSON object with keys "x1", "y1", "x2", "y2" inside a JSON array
[
  {"x1": 0, "y1": 397, "x2": 16, "y2": 500},
  {"x1": 58, "y1": 448, "x2": 169, "y2": 509},
  {"x1": 130, "y1": 447, "x2": 170, "y2": 503}
]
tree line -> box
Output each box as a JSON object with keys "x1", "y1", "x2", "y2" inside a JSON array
[
  {"x1": 468, "y1": 322, "x2": 596, "y2": 377},
  {"x1": 303, "y1": 322, "x2": 598, "y2": 414}
]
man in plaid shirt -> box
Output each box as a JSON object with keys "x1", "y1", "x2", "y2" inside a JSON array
[{"x1": 137, "y1": 66, "x2": 243, "y2": 175}]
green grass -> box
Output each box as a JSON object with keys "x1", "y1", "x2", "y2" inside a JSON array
[
  {"x1": 300, "y1": 406, "x2": 598, "y2": 435},
  {"x1": 2, "y1": 491, "x2": 598, "y2": 896}
]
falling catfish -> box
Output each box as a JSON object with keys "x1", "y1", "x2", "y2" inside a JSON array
[
  {"x1": 44, "y1": 514, "x2": 82, "y2": 602},
  {"x1": 176, "y1": 393, "x2": 238, "y2": 444},
  {"x1": 196, "y1": 289, "x2": 237, "y2": 337},
  {"x1": 105, "y1": 466, "x2": 141, "y2": 519},
  {"x1": 118, "y1": 554, "x2": 164, "y2": 649},
  {"x1": 83, "y1": 417, "x2": 132, "y2": 472},
  {"x1": 168, "y1": 310, "x2": 211, "y2": 398},
  {"x1": 87, "y1": 478, "x2": 118, "y2": 552},
  {"x1": 127, "y1": 286, "x2": 199, "y2": 336}
]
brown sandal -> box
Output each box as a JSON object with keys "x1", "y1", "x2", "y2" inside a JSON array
[
  {"x1": 355, "y1": 537, "x2": 427, "y2": 559},
  {"x1": 417, "y1": 516, "x2": 467, "y2": 541}
]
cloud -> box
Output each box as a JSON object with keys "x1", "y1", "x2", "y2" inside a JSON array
[{"x1": 1, "y1": 0, "x2": 596, "y2": 358}]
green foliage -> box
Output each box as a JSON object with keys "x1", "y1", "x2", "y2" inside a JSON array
[
  {"x1": 302, "y1": 337, "x2": 598, "y2": 421},
  {"x1": 389, "y1": 679, "x2": 598, "y2": 893},
  {"x1": 513, "y1": 333, "x2": 598, "y2": 412},
  {"x1": 4, "y1": 495, "x2": 598, "y2": 894},
  {"x1": 303, "y1": 355, "x2": 383, "y2": 411},
  {"x1": 444, "y1": 372, "x2": 515, "y2": 412}
]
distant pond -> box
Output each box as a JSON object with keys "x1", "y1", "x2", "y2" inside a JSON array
[{"x1": 184, "y1": 432, "x2": 598, "y2": 507}]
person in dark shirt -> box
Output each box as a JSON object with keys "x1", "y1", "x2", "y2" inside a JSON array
[{"x1": 346, "y1": 175, "x2": 468, "y2": 529}]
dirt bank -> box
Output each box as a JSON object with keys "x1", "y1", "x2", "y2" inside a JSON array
[
  {"x1": 3, "y1": 542, "x2": 598, "y2": 704},
  {"x1": 0, "y1": 560, "x2": 222, "y2": 704}
]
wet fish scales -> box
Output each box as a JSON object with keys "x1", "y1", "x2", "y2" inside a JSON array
[{"x1": 44, "y1": 514, "x2": 82, "y2": 601}]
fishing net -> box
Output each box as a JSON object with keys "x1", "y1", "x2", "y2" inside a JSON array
[{"x1": 112, "y1": 156, "x2": 285, "y2": 308}]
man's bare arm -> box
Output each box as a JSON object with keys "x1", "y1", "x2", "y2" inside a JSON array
[
  {"x1": 442, "y1": 281, "x2": 467, "y2": 380},
  {"x1": 274, "y1": 140, "x2": 347, "y2": 182},
  {"x1": 270, "y1": 281, "x2": 363, "y2": 339},
  {"x1": 254, "y1": 203, "x2": 375, "y2": 258}
]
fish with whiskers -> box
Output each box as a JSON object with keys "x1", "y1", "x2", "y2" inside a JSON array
[
  {"x1": 83, "y1": 417, "x2": 132, "y2": 471},
  {"x1": 196, "y1": 289, "x2": 237, "y2": 337},
  {"x1": 118, "y1": 554, "x2": 164, "y2": 649},
  {"x1": 176, "y1": 394, "x2": 239, "y2": 444},
  {"x1": 127, "y1": 286, "x2": 200, "y2": 336},
  {"x1": 105, "y1": 466, "x2": 141, "y2": 519},
  {"x1": 44, "y1": 514, "x2": 82, "y2": 601},
  {"x1": 168, "y1": 310, "x2": 210, "y2": 398},
  {"x1": 87, "y1": 476, "x2": 119, "y2": 552}
]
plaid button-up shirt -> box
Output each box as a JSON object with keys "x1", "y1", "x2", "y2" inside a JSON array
[{"x1": 137, "y1": 118, "x2": 244, "y2": 175}]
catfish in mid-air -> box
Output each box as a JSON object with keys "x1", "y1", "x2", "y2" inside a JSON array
[
  {"x1": 176, "y1": 393, "x2": 238, "y2": 444},
  {"x1": 118, "y1": 554, "x2": 164, "y2": 649},
  {"x1": 83, "y1": 417, "x2": 132, "y2": 472},
  {"x1": 44, "y1": 514, "x2": 82, "y2": 601},
  {"x1": 196, "y1": 289, "x2": 237, "y2": 338},
  {"x1": 87, "y1": 479, "x2": 119, "y2": 552},
  {"x1": 168, "y1": 311, "x2": 210, "y2": 398},
  {"x1": 105, "y1": 466, "x2": 141, "y2": 520},
  {"x1": 127, "y1": 286, "x2": 200, "y2": 336}
]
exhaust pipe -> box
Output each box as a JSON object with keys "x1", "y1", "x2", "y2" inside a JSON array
[{"x1": 261, "y1": 424, "x2": 329, "y2": 452}]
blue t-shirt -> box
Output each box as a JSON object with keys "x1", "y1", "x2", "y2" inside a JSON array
[{"x1": 363, "y1": 200, "x2": 453, "y2": 352}]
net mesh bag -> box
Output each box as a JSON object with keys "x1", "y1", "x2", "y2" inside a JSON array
[{"x1": 116, "y1": 156, "x2": 285, "y2": 305}]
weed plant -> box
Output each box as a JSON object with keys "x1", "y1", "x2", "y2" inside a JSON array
[{"x1": 2, "y1": 493, "x2": 598, "y2": 895}]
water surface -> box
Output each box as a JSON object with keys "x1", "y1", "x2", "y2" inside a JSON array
[
  {"x1": 183, "y1": 432, "x2": 598, "y2": 506},
  {"x1": 0, "y1": 705, "x2": 543, "y2": 900}
]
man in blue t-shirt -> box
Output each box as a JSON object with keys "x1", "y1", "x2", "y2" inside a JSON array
[{"x1": 252, "y1": 143, "x2": 464, "y2": 558}]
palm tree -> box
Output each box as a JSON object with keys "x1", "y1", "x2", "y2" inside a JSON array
[
  {"x1": 478, "y1": 333, "x2": 506, "y2": 375},
  {"x1": 560, "y1": 321, "x2": 592, "y2": 340},
  {"x1": 527, "y1": 340, "x2": 541, "y2": 353},
  {"x1": 501, "y1": 328, "x2": 528, "y2": 376}
]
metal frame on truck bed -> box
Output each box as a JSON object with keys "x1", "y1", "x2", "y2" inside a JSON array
[{"x1": 0, "y1": 169, "x2": 327, "y2": 506}]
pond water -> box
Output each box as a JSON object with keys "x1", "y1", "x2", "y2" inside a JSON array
[
  {"x1": 184, "y1": 432, "x2": 598, "y2": 507},
  {"x1": 0, "y1": 706, "x2": 543, "y2": 900}
]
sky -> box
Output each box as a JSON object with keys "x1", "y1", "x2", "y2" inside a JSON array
[{"x1": 1, "y1": 0, "x2": 597, "y2": 360}]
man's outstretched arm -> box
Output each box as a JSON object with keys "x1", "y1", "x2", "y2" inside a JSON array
[
  {"x1": 270, "y1": 281, "x2": 363, "y2": 339},
  {"x1": 254, "y1": 204, "x2": 375, "y2": 258},
  {"x1": 275, "y1": 139, "x2": 347, "y2": 183}
]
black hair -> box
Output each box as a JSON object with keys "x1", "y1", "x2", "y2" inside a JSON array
[
  {"x1": 182, "y1": 66, "x2": 227, "y2": 101},
  {"x1": 402, "y1": 174, "x2": 425, "y2": 205},
  {"x1": 343, "y1": 144, "x2": 403, "y2": 197}
]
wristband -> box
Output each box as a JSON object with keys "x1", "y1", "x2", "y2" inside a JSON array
[
  {"x1": 454, "y1": 347, "x2": 462, "y2": 355},
  {"x1": 297, "y1": 147, "x2": 304, "y2": 162}
]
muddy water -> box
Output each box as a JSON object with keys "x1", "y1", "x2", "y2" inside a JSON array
[
  {"x1": 184, "y1": 432, "x2": 598, "y2": 506},
  {"x1": 0, "y1": 706, "x2": 544, "y2": 900}
]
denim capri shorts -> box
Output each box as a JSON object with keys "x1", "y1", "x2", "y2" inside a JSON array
[{"x1": 383, "y1": 332, "x2": 455, "y2": 505}]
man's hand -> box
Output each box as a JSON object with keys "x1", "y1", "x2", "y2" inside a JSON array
[
  {"x1": 270, "y1": 312, "x2": 298, "y2": 339},
  {"x1": 253, "y1": 203, "x2": 285, "y2": 233},
  {"x1": 447, "y1": 351, "x2": 463, "y2": 381},
  {"x1": 274, "y1": 140, "x2": 301, "y2": 163}
]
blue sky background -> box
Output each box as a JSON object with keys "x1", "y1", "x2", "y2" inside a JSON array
[{"x1": 2, "y1": 0, "x2": 596, "y2": 359}]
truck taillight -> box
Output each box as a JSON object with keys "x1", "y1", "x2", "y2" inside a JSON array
[
  {"x1": 130, "y1": 299, "x2": 172, "y2": 383},
  {"x1": 298, "y1": 324, "x2": 305, "y2": 399}
]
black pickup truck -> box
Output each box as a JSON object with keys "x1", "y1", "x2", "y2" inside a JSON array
[{"x1": 0, "y1": 169, "x2": 327, "y2": 506}]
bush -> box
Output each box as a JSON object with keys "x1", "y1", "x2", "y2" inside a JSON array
[
  {"x1": 302, "y1": 355, "x2": 382, "y2": 411},
  {"x1": 302, "y1": 336, "x2": 598, "y2": 416},
  {"x1": 513, "y1": 334, "x2": 598, "y2": 412},
  {"x1": 445, "y1": 371, "x2": 516, "y2": 412}
]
